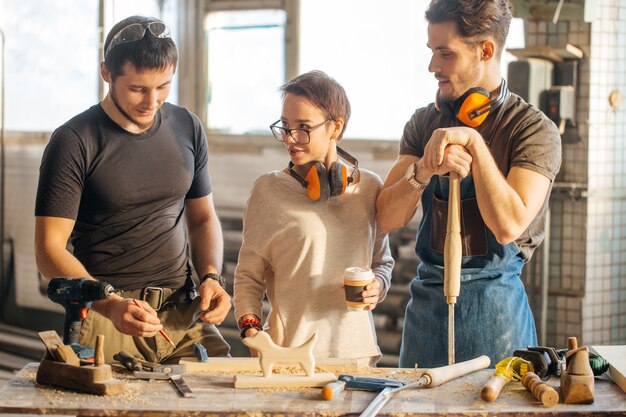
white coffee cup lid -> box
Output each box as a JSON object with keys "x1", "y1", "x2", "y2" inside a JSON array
[{"x1": 344, "y1": 266, "x2": 373, "y2": 280}]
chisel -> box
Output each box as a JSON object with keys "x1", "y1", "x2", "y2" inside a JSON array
[
  {"x1": 444, "y1": 172, "x2": 462, "y2": 365},
  {"x1": 321, "y1": 375, "x2": 404, "y2": 400},
  {"x1": 359, "y1": 355, "x2": 490, "y2": 417}
]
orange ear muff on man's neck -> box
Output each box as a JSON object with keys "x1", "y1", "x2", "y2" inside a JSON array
[{"x1": 456, "y1": 88, "x2": 492, "y2": 127}]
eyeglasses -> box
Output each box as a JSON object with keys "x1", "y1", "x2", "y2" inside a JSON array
[
  {"x1": 269, "y1": 119, "x2": 331, "y2": 144},
  {"x1": 104, "y1": 21, "x2": 171, "y2": 58}
]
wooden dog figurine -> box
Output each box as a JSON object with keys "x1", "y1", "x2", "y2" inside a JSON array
[{"x1": 242, "y1": 331, "x2": 318, "y2": 377}]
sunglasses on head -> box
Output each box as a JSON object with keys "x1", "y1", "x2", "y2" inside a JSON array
[{"x1": 104, "y1": 21, "x2": 171, "y2": 58}]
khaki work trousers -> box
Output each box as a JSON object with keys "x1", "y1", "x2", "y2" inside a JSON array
[{"x1": 79, "y1": 288, "x2": 230, "y2": 364}]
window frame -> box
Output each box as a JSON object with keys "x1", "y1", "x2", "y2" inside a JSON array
[
  {"x1": 188, "y1": 0, "x2": 426, "y2": 149},
  {"x1": 181, "y1": 0, "x2": 297, "y2": 147}
]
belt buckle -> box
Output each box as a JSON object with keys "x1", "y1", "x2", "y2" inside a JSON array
[{"x1": 141, "y1": 287, "x2": 164, "y2": 311}]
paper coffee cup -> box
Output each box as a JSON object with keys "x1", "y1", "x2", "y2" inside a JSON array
[{"x1": 343, "y1": 267, "x2": 374, "y2": 311}]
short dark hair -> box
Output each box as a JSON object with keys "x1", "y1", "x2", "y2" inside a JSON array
[
  {"x1": 103, "y1": 15, "x2": 178, "y2": 79},
  {"x1": 426, "y1": 0, "x2": 513, "y2": 55},
  {"x1": 280, "y1": 70, "x2": 351, "y2": 139}
]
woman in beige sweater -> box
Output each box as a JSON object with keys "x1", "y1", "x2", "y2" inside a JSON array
[{"x1": 233, "y1": 70, "x2": 394, "y2": 364}]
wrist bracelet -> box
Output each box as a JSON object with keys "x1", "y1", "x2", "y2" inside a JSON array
[
  {"x1": 240, "y1": 318, "x2": 261, "y2": 329},
  {"x1": 240, "y1": 323, "x2": 263, "y2": 339}
]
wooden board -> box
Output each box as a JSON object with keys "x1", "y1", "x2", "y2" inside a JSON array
[
  {"x1": 233, "y1": 372, "x2": 337, "y2": 388},
  {"x1": 590, "y1": 345, "x2": 626, "y2": 393},
  {"x1": 507, "y1": 44, "x2": 583, "y2": 62},
  {"x1": 180, "y1": 356, "x2": 369, "y2": 373}
]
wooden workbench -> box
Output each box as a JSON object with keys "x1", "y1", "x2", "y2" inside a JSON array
[{"x1": 0, "y1": 363, "x2": 624, "y2": 416}]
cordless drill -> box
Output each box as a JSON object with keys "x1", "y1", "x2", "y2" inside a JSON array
[{"x1": 47, "y1": 277, "x2": 115, "y2": 358}]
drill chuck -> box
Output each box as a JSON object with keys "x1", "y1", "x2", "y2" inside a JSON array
[{"x1": 47, "y1": 277, "x2": 114, "y2": 303}]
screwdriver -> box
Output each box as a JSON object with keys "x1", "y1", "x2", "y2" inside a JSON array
[
  {"x1": 481, "y1": 356, "x2": 533, "y2": 402},
  {"x1": 444, "y1": 172, "x2": 462, "y2": 365},
  {"x1": 321, "y1": 375, "x2": 403, "y2": 401},
  {"x1": 359, "y1": 355, "x2": 490, "y2": 417}
]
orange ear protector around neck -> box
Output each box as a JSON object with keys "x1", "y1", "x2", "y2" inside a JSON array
[
  {"x1": 436, "y1": 78, "x2": 508, "y2": 128},
  {"x1": 288, "y1": 147, "x2": 359, "y2": 202}
]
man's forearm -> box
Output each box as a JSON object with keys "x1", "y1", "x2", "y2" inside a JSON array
[
  {"x1": 376, "y1": 182, "x2": 423, "y2": 234},
  {"x1": 36, "y1": 247, "x2": 93, "y2": 280},
  {"x1": 376, "y1": 157, "x2": 427, "y2": 233},
  {"x1": 467, "y1": 139, "x2": 532, "y2": 243}
]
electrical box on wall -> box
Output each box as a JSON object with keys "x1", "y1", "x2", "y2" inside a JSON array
[
  {"x1": 545, "y1": 86, "x2": 575, "y2": 133},
  {"x1": 508, "y1": 58, "x2": 553, "y2": 107},
  {"x1": 507, "y1": 44, "x2": 582, "y2": 143}
]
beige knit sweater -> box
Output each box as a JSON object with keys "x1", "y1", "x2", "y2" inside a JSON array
[{"x1": 233, "y1": 168, "x2": 394, "y2": 361}]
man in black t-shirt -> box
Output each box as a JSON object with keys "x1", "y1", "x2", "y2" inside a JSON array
[{"x1": 35, "y1": 15, "x2": 231, "y2": 363}]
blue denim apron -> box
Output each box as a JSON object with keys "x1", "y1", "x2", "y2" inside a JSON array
[{"x1": 399, "y1": 173, "x2": 537, "y2": 368}]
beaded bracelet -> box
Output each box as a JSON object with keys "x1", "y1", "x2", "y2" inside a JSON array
[{"x1": 239, "y1": 318, "x2": 261, "y2": 329}]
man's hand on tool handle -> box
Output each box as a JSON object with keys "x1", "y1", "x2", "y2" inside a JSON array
[
  {"x1": 421, "y1": 127, "x2": 476, "y2": 177},
  {"x1": 198, "y1": 279, "x2": 231, "y2": 325},
  {"x1": 93, "y1": 296, "x2": 163, "y2": 337}
]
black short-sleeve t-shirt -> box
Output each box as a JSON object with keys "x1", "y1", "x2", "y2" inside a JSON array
[{"x1": 35, "y1": 103, "x2": 211, "y2": 289}]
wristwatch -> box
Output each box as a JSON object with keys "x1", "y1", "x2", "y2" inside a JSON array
[
  {"x1": 199, "y1": 273, "x2": 226, "y2": 290},
  {"x1": 405, "y1": 162, "x2": 430, "y2": 190}
]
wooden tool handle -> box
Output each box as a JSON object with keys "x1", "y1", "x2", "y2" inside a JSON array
[
  {"x1": 321, "y1": 380, "x2": 346, "y2": 400},
  {"x1": 94, "y1": 335, "x2": 105, "y2": 366},
  {"x1": 481, "y1": 374, "x2": 510, "y2": 402},
  {"x1": 444, "y1": 172, "x2": 462, "y2": 305},
  {"x1": 423, "y1": 355, "x2": 490, "y2": 387}
]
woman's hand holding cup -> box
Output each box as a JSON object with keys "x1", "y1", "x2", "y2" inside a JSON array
[{"x1": 343, "y1": 267, "x2": 381, "y2": 311}]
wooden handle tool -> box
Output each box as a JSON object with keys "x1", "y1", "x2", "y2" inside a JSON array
[
  {"x1": 444, "y1": 172, "x2": 462, "y2": 365},
  {"x1": 522, "y1": 371, "x2": 559, "y2": 407},
  {"x1": 481, "y1": 374, "x2": 510, "y2": 402},
  {"x1": 392, "y1": 355, "x2": 491, "y2": 393},
  {"x1": 481, "y1": 356, "x2": 532, "y2": 402},
  {"x1": 358, "y1": 356, "x2": 490, "y2": 417},
  {"x1": 421, "y1": 355, "x2": 490, "y2": 387},
  {"x1": 94, "y1": 335, "x2": 105, "y2": 366}
]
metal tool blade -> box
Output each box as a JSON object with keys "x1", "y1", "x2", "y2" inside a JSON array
[
  {"x1": 448, "y1": 303, "x2": 455, "y2": 365},
  {"x1": 358, "y1": 376, "x2": 428, "y2": 417},
  {"x1": 133, "y1": 371, "x2": 172, "y2": 380},
  {"x1": 383, "y1": 377, "x2": 427, "y2": 395},
  {"x1": 170, "y1": 374, "x2": 195, "y2": 398},
  {"x1": 359, "y1": 386, "x2": 394, "y2": 417}
]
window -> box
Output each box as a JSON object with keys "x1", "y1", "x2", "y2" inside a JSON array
[
  {"x1": 201, "y1": 3, "x2": 526, "y2": 142},
  {"x1": 299, "y1": 0, "x2": 433, "y2": 140},
  {"x1": 0, "y1": 0, "x2": 98, "y2": 131},
  {"x1": 205, "y1": 9, "x2": 286, "y2": 135},
  {"x1": 0, "y1": 0, "x2": 181, "y2": 132}
]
